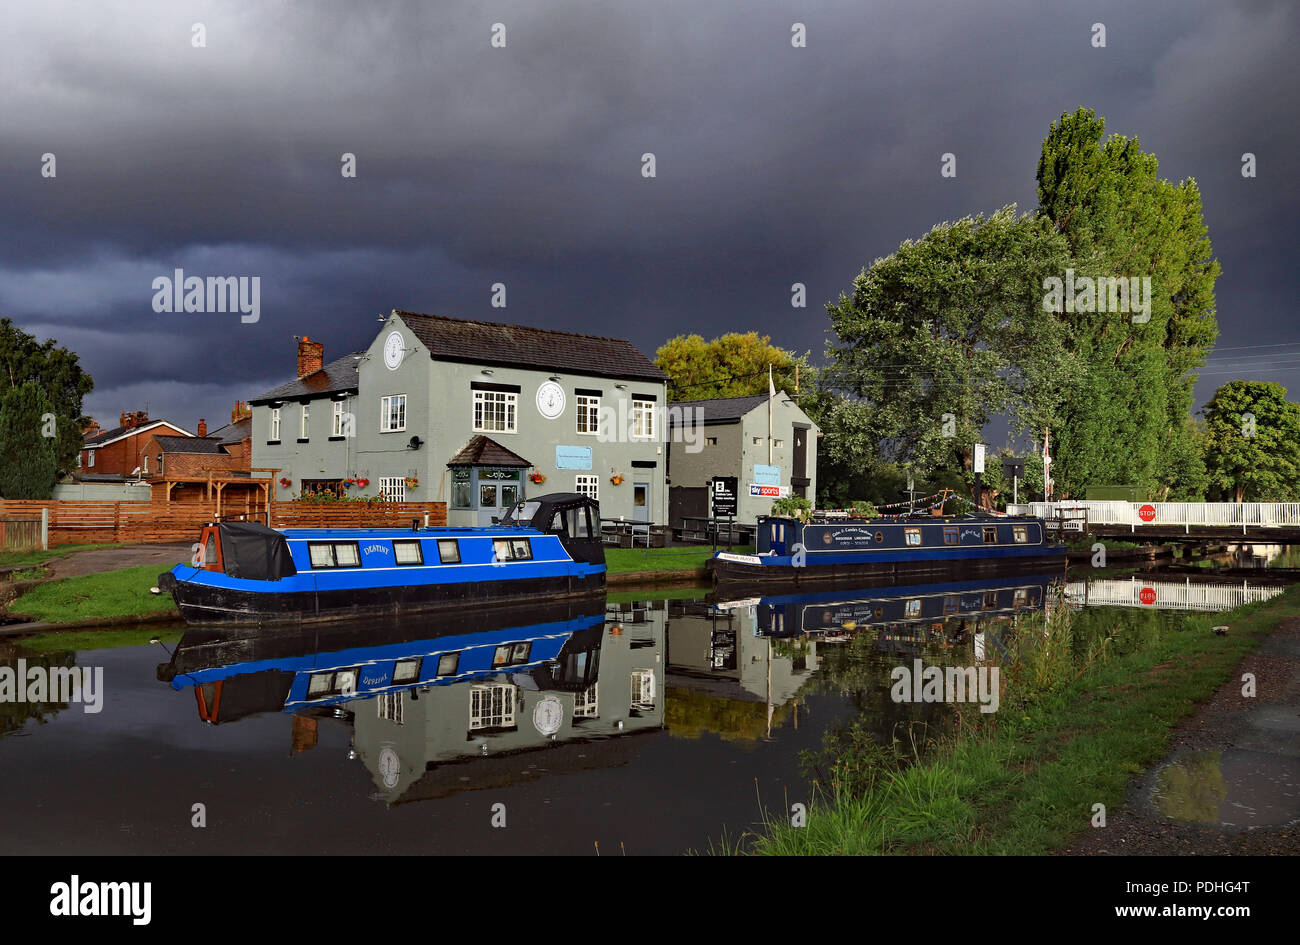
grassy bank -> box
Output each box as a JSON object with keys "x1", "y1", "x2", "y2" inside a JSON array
[
  {"x1": 746, "y1": 585, "x2": 1300, "y2": 855},
  {"x1": 606, "y1": 545, "x2": 749, "y2": 575},
  {"x1": 14, "y1": 627, "x2": 183, "y2": 654},
  {"x1": 6, "y1": 565, "x2": 179, "y2": 625}
]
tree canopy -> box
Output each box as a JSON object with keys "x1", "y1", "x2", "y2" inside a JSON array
[
  {"x1": 656, "y1": 332, "x2": 807, "y2": 401},
  {"x1": 0, "y1": 381, "x2": 59, "y2": 499},
  {"x1": 0, "y1": 318, "x2": 94, "y2": 477},
  {"x1": 1201, "y1": 381, "x2": 1300, "y2": 502}
]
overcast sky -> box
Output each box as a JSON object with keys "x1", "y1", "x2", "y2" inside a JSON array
[{"x1": 1, "y1": 0, "x2": 1295, "y2": 434}]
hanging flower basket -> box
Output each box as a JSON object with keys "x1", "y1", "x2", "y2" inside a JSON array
[
  {"x1": 610, "y1": 473, "x2": 625, "y2": 486},
  {"x1": 279, "y1": 477, "x2": 292, "y2": 488},
  {"x1": 355, "y1": 477, "x2": 370, "y2": 489},
  {"x1": 529, "y1": 472, "x2": 546, "y2": 485},
  {"x1": 404, "y1": 475, "x2": 419, "y2": 490}
]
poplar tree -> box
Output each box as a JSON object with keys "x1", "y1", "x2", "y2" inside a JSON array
[{"x1": 1202, "y1": 381, "x2": 1300, "y2": 501}]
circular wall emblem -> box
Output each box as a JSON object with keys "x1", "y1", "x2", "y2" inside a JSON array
[
  {"x1": 532, "y1": 695, "x2": 564, "y2": 735},
  {"x1": 874, "y1": 531, "x2": 884, "y2": 543},
  {"x1": 1139, "y1": 587, "x2": 1157, "y2": 606},
  {"x1": 535, "y1": 381, "x2": 565, "y2": 419},
  {"x1": 821, "y1": 531, "x2": 833, "y2": 545},
  {"x1": 383, "y1": 331, "x2": 405, "y2": 371},
  {"x1": 378, "y1": 747, "x2": 400, "y2": 788},
  {"x1": 1137, "y1": 504, "x2": 1157, "y2": 523}
]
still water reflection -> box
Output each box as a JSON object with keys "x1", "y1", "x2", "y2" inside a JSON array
[{"x1": 0, "y1": 566, "x2": 1290, "y2": 854}]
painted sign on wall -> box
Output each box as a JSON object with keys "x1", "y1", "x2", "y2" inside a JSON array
[
  {"x1": 753, "y1": 464, "x2": 781, "y2": 486},
  {"x1": 749, "y1": 484, "x2": 790, "y2": 498},
  {"x1": 556, "y1": 445, "x2": 593, "y2": 470}
]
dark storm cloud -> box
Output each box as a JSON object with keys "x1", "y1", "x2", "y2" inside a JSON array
[{"x1": 0, "y1": 0, "x2": 1295, "y2": 426}]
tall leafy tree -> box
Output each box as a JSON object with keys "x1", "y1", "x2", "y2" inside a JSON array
[
  {"x1": 0, "y1": 318, "x2": 94, "y2": 476},
  {"x1": 1202, "y1": 381, "x2": 1300, "y2": 501},
  {"x1": 821, "y1": 207, "x2": 1073, "y2": 489},
  {"x1": 656, "y1": 332, "x2": 806, "y2": 400},
  {"x1": 1036, "y1": 108, "x2": 1218, "y2": 498},
  {"x1": 0, "y1": 381, "x2": 59, "y2": 499}
]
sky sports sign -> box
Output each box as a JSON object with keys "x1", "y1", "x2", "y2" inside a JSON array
[{"x1": 750, "y1": 484, "x2": 789, "y2": 498}]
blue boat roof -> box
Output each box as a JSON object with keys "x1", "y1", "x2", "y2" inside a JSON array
[{"x1": 276, "y1": 526, "x2": 542, "y2": 539}]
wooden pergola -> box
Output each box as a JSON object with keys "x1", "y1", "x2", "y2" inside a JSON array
[{"x1": 152, "y1": 467, "x2": 280, "y2": 520}]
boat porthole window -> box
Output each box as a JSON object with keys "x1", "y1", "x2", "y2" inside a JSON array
[
  {"x1": 393, "y1": 540, "x2": 423, "y2": 565},
  {"x1": 309, "y1": 543, "x2": 336, "y2": 568},
  {"x1": 333, "y1": 543, "x2": 361, "y2": 567},
  {"x1": 393, "y1": 658, "x2": 422, "y2": 683},
  {"x1": 874, "y1": 531, "x2": 884, "y2": 543}
]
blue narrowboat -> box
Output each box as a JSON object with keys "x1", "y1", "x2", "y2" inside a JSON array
[
  {"x1": 157, "y1": 493, "x2": 605, "y2": 626},
  {"x1": 709, "y1": 512, "x2": 1066, "y2": 588}
]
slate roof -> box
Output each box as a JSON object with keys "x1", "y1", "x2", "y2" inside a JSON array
[
  {"x1": 250, "y1": 352, "x2": 364, "y2": 404},
  {"x1": 395, "y1": 311, "x2": 667, "y2": 382},
  {"x1": 667, "y1": 394, "x2": 770, "y2": 425},
  {"x1": 446, "y1": 435, "x2": 532, "y2": 468},
  {"x1": 206, "y1": 417, "x2": 252, "y2": 445},
  {"x1": 84, "y1": 419, "x2": 190, "y2": 447},
  {"x1": 154, "y1": 435, "x2": 229, "y2": 454}
]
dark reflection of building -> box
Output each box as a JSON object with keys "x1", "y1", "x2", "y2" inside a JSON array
[{"x1": 158, "y1": 598, "x2": 664, "y2": 803}]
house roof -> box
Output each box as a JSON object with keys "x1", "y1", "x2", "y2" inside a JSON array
[
  {"x1": 667, "y1": 394, "x2": 770, "y2": 424},
  {"x1": 153, "y1": 435, "x2": 230, "y2": 454},
  {"x1": 250, "y1": 352, "x2": 364, "y2": 405},
  {"x1": 84, "y1": 419, "x2": 192, "y2": 448},
  {"x1": 446, "y1": 435, "x2": 532, "y2": 468},
  {"x1": 206, "y1": 417, "x2": 252, "y2": 445},
  {"x1": 395, "y1": 311, "x2": 667, "y2": 382}
]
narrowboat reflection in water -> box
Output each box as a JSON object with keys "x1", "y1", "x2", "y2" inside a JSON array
[{"x1": 157, "y1": 597, "x2": 664, "y2": 803}]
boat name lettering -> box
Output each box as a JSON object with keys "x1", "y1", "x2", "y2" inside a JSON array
[
  {"x1": 364, "y1": 544, "x2": 391, "y2": 555},
  {"x1": 961, "y1": 528, "x2": 983, "y2": 540}
]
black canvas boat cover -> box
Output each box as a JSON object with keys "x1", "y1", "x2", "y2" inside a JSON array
[{"x1": 217, "y1": 522, "x2": 297, "y2": 581}]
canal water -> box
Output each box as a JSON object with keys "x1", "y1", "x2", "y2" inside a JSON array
[{"x1": 0, "y1": 554, "x2": 1293, "y2": 855}]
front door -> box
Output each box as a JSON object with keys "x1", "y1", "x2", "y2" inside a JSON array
[
  {"x1": 476, "y1": 470, "x2": 522, "y2": 525},
  {"x1": 477, "y1": 482, "x2": 500, "y2": 526},
  {"x1": 632, "y1": 481, "x2": 650, "y2": 522}
]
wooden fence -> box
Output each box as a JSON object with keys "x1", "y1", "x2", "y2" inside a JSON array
[
  {"x1": 0, "y1": 500, "x2": 447, "y2": 547},
  {"x1": 0, "y1": 515, "x2": 45, "y2": 552}
]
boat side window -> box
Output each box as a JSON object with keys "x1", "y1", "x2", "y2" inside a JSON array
[
  {"x1": 437, "y1": 539, "x2": 461, "y2": 564},
  {"x1": 393, "y1": 658, "x2": 422, "y2": 683},
  {"x1": 566, "y1": 507, "x2": 591, "y2": 539},
  {"x1": 493, "y1": 642, "x2": 532, "y2": 667},
  {"x1": 943, "y1": 526, "x2": 958, "y2": 546},
  {"x1": 493, "y1": 538, "x2": 533, "y2": 561},
  {"x1": 982, "y1": 591, "x2": 999, "y2": 609},
  {"x1": 204, "y1": 532, "x2": 219, "y2": 569},
  {"x1": 437, "y1": 652, "x2": 460, "y2": 676},
  {"x1": 393, "y1": 540, "x2": 424, "y2": 565},
  {"x1": 982, "y1": 526, "x2": 998, "y2": 544},
  {"x1": 943, "y1": 594, "x2": 959, "y2": 615},
  {"x1": 904, "y1": 527, "x2": 922, "y2": 546},
  {"x1": 1012, "y1": 526, "x2": 1028, "y2": 543},
  {"x1": 306, "y1": 666, "x2": 361, "y2": 699},
  {"x1": 905, "y1": 598, "x2": 921, "y2": 617},
  {"x1": 333, "y1": 543, "x2": 361, "y2": 567}
]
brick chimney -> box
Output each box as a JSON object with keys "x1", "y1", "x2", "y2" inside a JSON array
[
  {"x1": 297, "y1": 336, "x2": 324, "y2": 378},
  {"x1": 119, "y1": 410, "x2": 148, "y2": 430},
  {"x1": 231, "y1": 400, "x2": 252, "y2": 423},
  {"x1": 197, "y1": 418, "x2": 208, "y2": 436},
  {"x1": 83, "y1": 420, "x2": 101, "y2": 437}
]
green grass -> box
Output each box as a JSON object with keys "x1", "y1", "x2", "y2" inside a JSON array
[
  {"x1": 606, "y1": 545, "x2": 752, "y2": 574},
  {"x1": 745, "y1": 586, "x2": 1300, "y2": 856},
  {"x1": 0, "y1": 542, "x2": 130, "y2": 570},
  {"x1": 6, "y1": 564, "x2": 181, "y2": 624}
]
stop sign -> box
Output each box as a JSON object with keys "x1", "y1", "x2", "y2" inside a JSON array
[
  {"x1": 1139, "y1": 586, "x2": 1157, "y2": 605},
  {"x1": 1137, "y1": 504, "x2": 1157, "y2": 523}
]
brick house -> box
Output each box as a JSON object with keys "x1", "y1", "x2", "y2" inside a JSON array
[{"x1": 80, "y1": 411, "x2": 193, "y2": 478}]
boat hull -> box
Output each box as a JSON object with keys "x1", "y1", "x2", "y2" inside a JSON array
[
  {"x1": 159, "y1": 569, "x2": 605, "y2": 627},
  {"x1": 709, "y1": 548, "x2": 1066, "y2": 590}
]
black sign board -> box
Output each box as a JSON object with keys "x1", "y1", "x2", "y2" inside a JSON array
[
  {"x1": 711, "y1": 476, "x2": 738, "y2": 517},
  {"x1": 1002, "y1": 458, "x2": 1026, "y2": 479}
]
